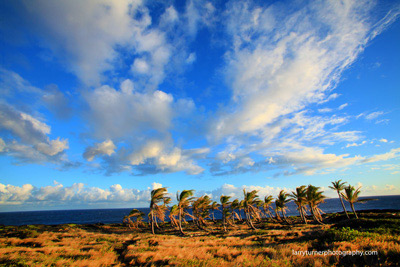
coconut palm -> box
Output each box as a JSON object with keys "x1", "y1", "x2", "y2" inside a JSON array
[
  {"x1": 192, "y1": 195, "x2": 212, "y2": 231},
  {"x1": 306, "y1": 185, "x2": 326, "y2": 224},
  {"x1": 329, "y1": 180, "x2": 350, "y2": 219},
  {"x1": 149, "y1": 187, "x2": 171, "y2": 235},
  {"x1": 263, "y1": 195, "x2": 275, "y2": 220},
  {"x1": 123, "y1": 209, "x2": 145, "y2": 229},
  {"x1": 230, "y1": 199, "x2": 241, "y2": 222},
  {"x1": 220, "y1": 195, "x2": 232, "y2": 232},
  {"x1": 210, "y1": 201, "x2": 219, "y2": 222},
  {"x1": 176, "y1": 189, "x2": 195, "y2": 235},
  {"x1": 275, "y1": 190, "x2": 291, "y2": 224},
  {"x1": 341, "y1": 185, "x2": 373, "y2": 219},
  {"x1": 169, "y1": 205, "x2": 180, "y2": 229},
  {"x1": 242, "y1": 189, "x2": 260, "y2": 230},
  {"x1": 290, "y1": 186, "x2": 308, "y2": 224}
]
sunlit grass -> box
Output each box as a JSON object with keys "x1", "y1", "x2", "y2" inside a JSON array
[{"x1": 0, "y1": 210, "x2": 399, "y2": 266}]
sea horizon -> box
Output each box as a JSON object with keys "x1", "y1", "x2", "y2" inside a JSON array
[{"x1": 1, "y1": 195, "x2": 399, "y2": 226}]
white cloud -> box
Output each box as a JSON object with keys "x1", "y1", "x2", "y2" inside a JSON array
[
  {"x1": 379, "y1": 138, "x2": 388, "y2": 143},
  {"x1": 365, "y1": 111, "x2": 384, "y2": 120},
  {"x1": 151, "y1": 182, "x2": 163, "y2": 190},
  {"x1": 20, "y1": 0, "x2": 141, "y2": 85},
  {"x1": 83, "y1": 80, "x2": 174, "y2": 140},
  {"x1": 0, "y1": 103, "x2": 69, "y2": 163},
  {"x1": 83, "y1": 139, "x2": 116, "y2": 161},
  {"x1": 362, "y1": 148, "x2": 400, "y2": 163},
  {"x1": 0, "y1": 182, "x2": 151, "y2": 206},
  {"x1": 346, "y1": 141, "x2": 367, "y2": 148},
  {"x1": 338, "y1": 103, "x2": 348, "y2": 110}
]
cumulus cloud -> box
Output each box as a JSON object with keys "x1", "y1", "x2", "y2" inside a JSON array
[
  {"x1": 83, "y1": 140, "x2": 116, "y2": 162},
  {"x1": 0, "y1": 103, "x2": 69, "y2": 164},
  {"x1": 0, "y1": 182, "x2": 152, "y2": 207}
]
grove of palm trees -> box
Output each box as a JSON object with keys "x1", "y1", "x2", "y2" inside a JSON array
[{"x1": 126, "y1": 181, "x2": 367, "y2": 235}]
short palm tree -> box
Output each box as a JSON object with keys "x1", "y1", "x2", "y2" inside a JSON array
[
  {"x1": 123, "y1": 208, "x2": 145, "y2": 229},
  {"x1": 230, "y1": 199, "x2": 241, "y2": 222},
  {"x1": 242, "y1": 189, "x2": 260, "y2": 230},
  {"x1": 177, "y1": 189, "x2": 195, "y2": 235},
  {"x1": 275, "y1": 190, "x2": 291, "y2": 224},
  {"x1": 329, "y1": 180, "x2": 350, "y2": 219},
  {"x1": 290, "y1": 186, "x2": 308, "y2": 224},
  {"x1": 306, "y1": 185, "x2": 325, "y2": 224},
  {"x1": 341, "y1": 185, "x2": 373, "y2": 219},
  {"x1": 149, "y1": 187, "x2": 171, "y2": 234},
  {"x1": 220, "y1": 195, "x2": 232, "y2": 232}
]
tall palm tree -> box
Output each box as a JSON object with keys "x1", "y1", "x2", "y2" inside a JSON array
[
  {"x1": 306, "y1": 185, "x2": 325, "y2": 224},
  {"x1": 242, "y1": 189, "x2": 260, "y2": 230},
  {"x1": 177, "y1": 190, "x2": 195, "y2": 235},
  {"x1": 275, "y1": 190, "x2": 291, "y2": 224},
  {"x1": 341, "y1": 185, "x2": 373, "y2": 219},
  {"x1": 220, "y1": 195, "x2": 232, "y2": 232},
  {"x1": 329, "y1": 180, "x2": 350, "y2": 219},
  {"x1": 123, "y1": 209, "x2": 145, "y2": 229},
  {"x1": 149, "y1": 187, "x2": 171, "y2": 235},
  {"x1": 263, "y1": 195, "x2": 275, "y2": 220},
  {"x1": 290, "y1": 186, "x2": 308, "y2": 224}
]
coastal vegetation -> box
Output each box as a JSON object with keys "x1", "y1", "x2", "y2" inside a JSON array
[{"x1": 1, "y1": 181, "x2": 399, "y2": 266}]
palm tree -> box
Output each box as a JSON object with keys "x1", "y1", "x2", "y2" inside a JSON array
[
  {"x1": 123, "y1": 209, "x2": 145, "y2": 229},
  {"x1": 263, "y1": 195, "x2": 275, "y2": 220},
  {"x1": 275, "y1": 190, "x2": 291, "y2": 224},
  {"x1": 230, "y1": 199, "x2": 241, "y2": 222},
  {"x1": 306, "y1": 185, "x2": 326, "y2": 224},
  {"x1": 192, "y1": 195, "x2": 212, "y2": 231},
  {"x1": 290, "y1": 186, "x2": 308, "y2": 224},
  {"x1": 329, "y1": 180, "x2": 350, "y2": 219},
  {"x1": 149, "y1": 187, "x2": 171, "y2": 234},
  {"x1": 176, "y1": 190, "x2": 195, "y2": 235},
  {"x1": 242, "y1": 189, "x2": 260, "y2": 230},
  {"x1": 220, "y1": 195, "x2": 232, "y2": 232},
  {"x1": 169, "y1": 205, "x2": 180, "y2": 229},
  {"x1": 210, "y1": 201, "x2": 219, "y2": 222},
  {"x1": 341, "y1": 185, "x2": 373, "y2": 219}
]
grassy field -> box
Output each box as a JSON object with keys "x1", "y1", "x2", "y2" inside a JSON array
[{"x1": 0, "y1": 210, "x2": 399, "y2": 266}]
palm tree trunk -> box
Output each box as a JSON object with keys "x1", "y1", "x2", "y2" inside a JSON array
[
  {"x1": 350, "y1": 203, "x2": 358, "y2": 219},
  {"x1": 151, "y1": 210, "x2": 155, "y2": 235},
  {"x1": 337, "y1": 192, "x2": 350, "y2": 219},
  {"x1": 178, "y1": 208, "x2": 185, "y2": 235}
]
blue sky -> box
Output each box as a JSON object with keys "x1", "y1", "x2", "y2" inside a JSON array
[{"x1": 0, "y1": 0, "x2": 399, "y2": 211}]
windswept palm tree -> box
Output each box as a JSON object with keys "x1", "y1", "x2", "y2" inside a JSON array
[
  {"x1": 329, "y1": 180, "x2": 350, "y2": 219},
  {"x1": 341, "y1": 185, "x2": 373, "y2": 219},
  {"x1": 169, "y1": 205, "x2": 180, "y2": 229},
  {"x1": 123, "y1": 209, "x2": 145, "y2": 229},
  {"x1": 149, "y1": 187, "x2": 171, "y2": 234},
  {"x1": 242, "y1": 189, "x2": 260, "y2": 230},
  {"x1": 220, "y1": 195, "x2": 232, "y2": 232},
  {"x1": 230, "y1": 199, "x2": 241, "y2": 222},
  {"x1": 177, "y1": 190, "x2": 195, "y2": 235},
  {"x1": 263, "y1": 195, "x2": 275, "y2": 220},
  {"x1": 275, "y1": 190, "x2": 291, "y2": 224},
  {"x1": 210, "y1": 201, "x2": 219, "y2": 222},
  {"x1": 306, "y1": 185, "x2": 326, "y2": 224},
  {"x1": 290, "y1": 186, "x2": 308, "y2": 224},
  {"x1": 192, "y1": 195, "x2": 212, "y2": 231}
]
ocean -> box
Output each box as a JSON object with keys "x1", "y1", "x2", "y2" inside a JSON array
[{"x1": 0, "y1": 195, "x2": 399, "y2": 226}]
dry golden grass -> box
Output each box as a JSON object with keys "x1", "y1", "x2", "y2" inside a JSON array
[{"x1": 1, "y1": 211, "x2": 399, "y2": 266}]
